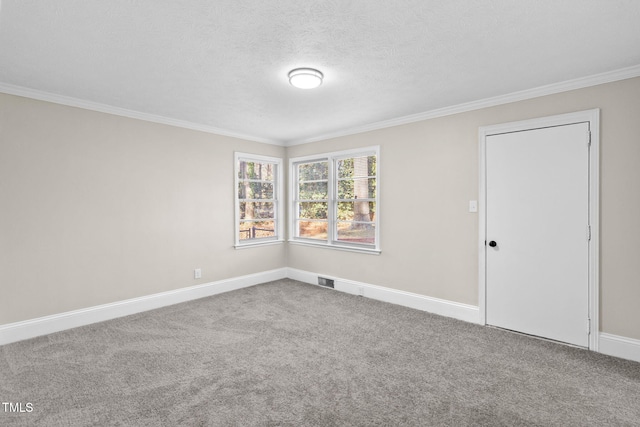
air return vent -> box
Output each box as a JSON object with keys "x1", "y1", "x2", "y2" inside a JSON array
[{"x1": 318, "y1": 277, "x2": 335, "y2": 288}]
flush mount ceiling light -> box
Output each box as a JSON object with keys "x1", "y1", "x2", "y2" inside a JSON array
[{"x1": 288, "y1": 68, "x2": 323, "y2": 89}]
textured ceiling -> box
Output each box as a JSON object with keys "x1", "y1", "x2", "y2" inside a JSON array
[{"x1": 1, "y1": 0, "x2": 639, "y2": 145}]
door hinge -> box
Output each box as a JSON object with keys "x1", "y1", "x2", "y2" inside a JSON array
[
  {"x1": 587, "y1": 318, "x2": 591, "y2": 335},
  {"x1": 587, "y1": 225, "x2": 591, "y2": 241},
  {"x1": 587, "y1": 131, "x2": 591, "y2": 146}
]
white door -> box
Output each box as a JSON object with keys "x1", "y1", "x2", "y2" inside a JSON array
[{"x1": 485, "y1": 122, "x2": 590, "y2": 347}]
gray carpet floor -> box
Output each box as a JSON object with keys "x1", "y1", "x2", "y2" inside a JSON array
[{"x1": 1, "y1": 279, "x2": 639, "y2": 426}]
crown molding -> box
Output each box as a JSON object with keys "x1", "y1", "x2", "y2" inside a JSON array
[
  {"x1": 285, "y1": 64, "x2": 640, "y2": 146},
  {"x1": 0, "y1": 82, "x2": 283, "y2": 146},
  {"x1": 3, "y1": 64, "x2": 639, "y2": 148}
]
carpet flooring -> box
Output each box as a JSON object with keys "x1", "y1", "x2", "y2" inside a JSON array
[{"x1": 1, "y1": 279, "x2": 639, "y2": 426}]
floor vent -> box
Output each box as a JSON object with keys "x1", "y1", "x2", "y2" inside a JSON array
[{"x1": 318, "y1": 277, "x2": 335, "y2": 288}]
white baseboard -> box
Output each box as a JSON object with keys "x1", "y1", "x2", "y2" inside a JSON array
[
  {"x1": 290, "y1": 268, "x2": 640, "y2": 362},
  {"x1": 599, "y1": 333, "x2": 640, "y2": 363},
  {"x1": 4, "y1": 267, "x2": 639, "y2": 365},
  {"x1": 0, "y1": 268, "x2": 287, "y2": 346},
  {"x1": 286, "y1": 268, "x2": 481, "y2": 324}
]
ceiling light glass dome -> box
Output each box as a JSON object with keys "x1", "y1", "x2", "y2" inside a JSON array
[{"x1": 288, "y1": 68, "x2": 323, "y2": 89}]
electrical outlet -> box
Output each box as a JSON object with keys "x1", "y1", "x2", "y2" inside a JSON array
[
  {"x1": 358, "y1": 287, "x2": 364, "y2": 296},
  {"x1": 194, "y1": 268, "x2": 202, "y2": 279}
]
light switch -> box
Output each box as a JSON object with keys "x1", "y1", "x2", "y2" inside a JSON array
[{"x1": 469, "y1": 200, "x2": 478, "y2": 213}]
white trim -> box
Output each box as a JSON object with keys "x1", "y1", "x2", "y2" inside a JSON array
[
  {"x1": 4, "y1": 267, "x2": 638, "y2": 363},
  {"x1": 0, "y1": 268, "x2": 287, "y2": 346},
  {"x1": 288, "y1": 240, "x2": 381, "y2": 255},
  {"x1": 234, "y1": 152, "x2": 284, "y2": 248},
  {"x1": 478, "y1": 109, "x2": 600, "y2": 351},
  {"x1": 587, "y1": 112, "x2": 600, "y2": 351},
  {"x1": 286, "y1": 268, "x2": 480, "y2": 324},
  {"x1": 0, "y1": 82, "x2": 282, "y2": 146},
  {"x1": 3, "y1": 66, "x2": 638, "y2": 148},
  {"x1": 233, "y1": 240, "x2": 285, "y2": 249},
  {"x1": 288, "y1": 146, "x2": 381, "y2": 253},
  {"x1": 285, "y1": 64, "x2": 640, "y2": 146},
  {"x1": 288, "y1": 146, "x2": 380, "y2": 164},
  {"x1": 599, "y1": 333, "x2": 640, "y2": 363}
]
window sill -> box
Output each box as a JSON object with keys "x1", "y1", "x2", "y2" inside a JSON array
[
  {"x1": 288, "y1": 239, "x2": 381, "y2": 255},
  {"x1": 234, "y1": 240, "x2": 285, "y2": 250}
]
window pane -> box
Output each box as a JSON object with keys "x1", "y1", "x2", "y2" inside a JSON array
[
  {"x1": 337, "y1": 155, "x2": 376, "y2": 178},
  {"x1": 238, "y1": 161, "x2": 275, "y2": 181},
  {"x1": 290, "y1": 150, "x2": 378, "y2": 250},
  {"x1": 337, "y1": 222, "x2": 375, "y2": 244},
  {"x1": 298, "y1": 220, "x2": 328, "y2": 240},
  {"x1": 298, "y1": 202, "x2": 328, "y2": 219},
  {"x1": 299, "y1": 182, "x2": 328, "y2": 200},
  {"x1": 239, "y1": 220, "x2": 275, "y2": 240},
  {"x1": 240, "y1": 202, "x2": 274, "y2": 220},
  {"x1": 337, "y1": 178, "x2": 376, "y2": 200},
  {"x1": 337, "y1": 201, "x2": 376, "y2": 221},
  {"x1": 298, "y1": 161, "x2": 328, "y2": 181},
  {"x1": 238, "y1": 181, "x2": 274, "y2": 200}
]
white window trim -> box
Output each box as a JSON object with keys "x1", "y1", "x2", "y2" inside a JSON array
[
  {"x1": 288, "y1": 146, "x2": 381, "y2": 254},
  {"x1": 234, "y1": 152, "x2": 284, "y2": 248}
]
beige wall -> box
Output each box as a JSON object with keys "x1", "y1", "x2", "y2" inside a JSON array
[
  {"x1": 2, "y1": 77, "x2": 639, "y2": 341},
  {"x1": 0, "y1": 93, "x2": 286, "y2": 324},
  {"x1": 286, "y1": 77, "x2": 640, "y2": 341}
]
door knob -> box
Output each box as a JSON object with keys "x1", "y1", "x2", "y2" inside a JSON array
[{"x1": 489, "y1": 241, "x2": 497, "y2": 247}]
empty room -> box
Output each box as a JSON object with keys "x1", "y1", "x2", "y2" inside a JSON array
[{"x1": 1, "y1": 1, "x2": 640, "y2": 425}]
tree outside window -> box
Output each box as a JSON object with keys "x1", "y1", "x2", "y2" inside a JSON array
[
  {"x1": 235, "y1": 153, "x2": 283, "y2": 247},
  {"x1": 291, "y1": 147, "x2": 379, "y2": 252}
]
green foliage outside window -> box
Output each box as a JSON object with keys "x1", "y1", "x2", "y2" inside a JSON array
[
  {"x1": 297, "y1": 156, "x2": 377, "y2": 223},
  {"x1": 238, "y1": 161, "x2": 275, "y2": 223}
]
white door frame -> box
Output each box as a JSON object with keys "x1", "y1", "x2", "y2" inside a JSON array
[{"x1": 478, "y1": 109, "x2": 600, "y2": 351}]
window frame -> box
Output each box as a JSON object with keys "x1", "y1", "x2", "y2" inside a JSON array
[
  {"x1": 289, "y1": 146, "x2": 380, "y2": 254},
  {"x1": 234, "y1": 152, "x2": 284, "y2": 248}
]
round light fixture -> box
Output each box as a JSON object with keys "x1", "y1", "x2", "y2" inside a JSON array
[{"x1": 288, "y1": 68, "x2": 323, "y2": 89}]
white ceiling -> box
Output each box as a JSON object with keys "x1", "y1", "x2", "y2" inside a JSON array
[{"x1": 1, "y1": 1, "x2": 639, "y2": 145}]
